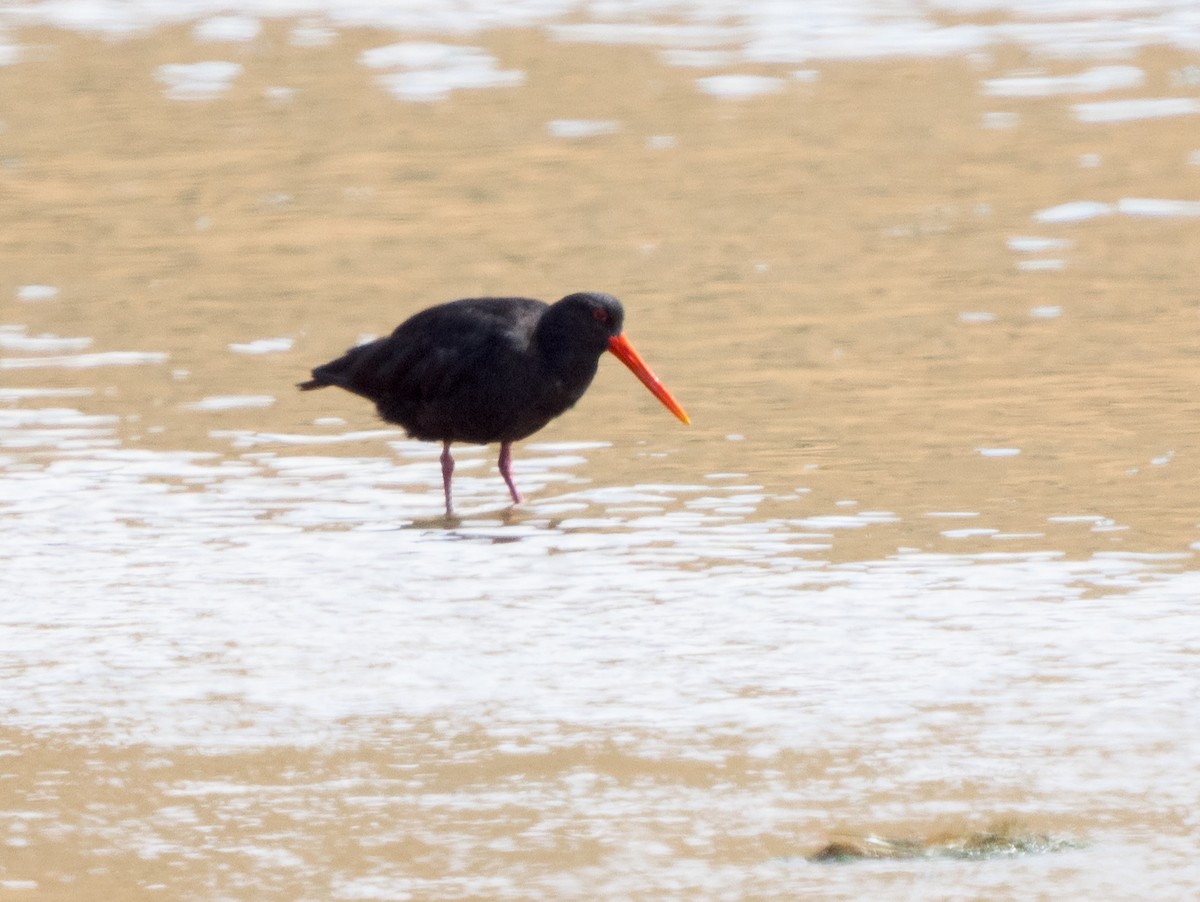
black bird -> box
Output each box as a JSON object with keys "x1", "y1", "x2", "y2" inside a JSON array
[{"x1": 299, "y1": 291, "x2": 689, "y2": 515}]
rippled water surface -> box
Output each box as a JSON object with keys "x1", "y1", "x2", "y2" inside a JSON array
[{"x1": 2, "y1": 2, "x2": 1200, "y2": 899}]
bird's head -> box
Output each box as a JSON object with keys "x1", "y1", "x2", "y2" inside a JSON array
[{"x1": 554, "y1": 292, "x2": 689, "y2": 425}]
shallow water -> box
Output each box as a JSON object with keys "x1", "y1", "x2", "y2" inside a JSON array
[{"x1": 2, "y1": 3, "x2": 1200, "y2": 899}]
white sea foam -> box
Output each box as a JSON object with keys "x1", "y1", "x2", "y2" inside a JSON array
[
  {"x1": 211, "y1": 428, "x2": 400, "y2": 448},
  {"x1": 1073, "y1": 97, "x2": 1200, "y2": 123},
  {"x1": 155, "y1": 61, "x2": 243, "y2": 101},
  {"x1": 228, "y1": 337, "x2": 293, "y2": 354},
  {"x1": 0, "y1": 36, "x2": 20, "y2": 66},
  {"x1": 548, "y1": 23, "x2": 739, "y2": 48},
  {"x1": 359, "y1": 42, "x2": 523, "y2": 102},
  {"x1": 0, "y1": 326, "x2": 92, "y2": 352},
  {"x1": 183, "y1": 395, "x2": 276, "y2": 411},
  {"x1": 193, "y1": 15, "x2": 260, "y2": 43},
  {"x1": 2, "y1": 2, "x2": 1199, "y2": 68},
  {"x1": 983, "y1": 65, "x2": 1144, "y2": 97},
  {"x1": 696, "y1": 74, "x2": 784, "y2": 99},
  {"x1": 1033, "y1": 200, "x2": 1113, "y2": 223},
  {"x1": 16, "y1": 284, "x2": 58, "y2": 302},
  {"x1": 0, "y1": 351, "x2": 167, "y2": 369},
  {"x1": 547, "y1": 119, "x2": 619, "y2": 139},
  {"x1": 0, "y1": 387, "x2": 93, "y2": 400},
  {"x1": 1017, "y1": 258, "x2": 1066, "y2": 271},
  {"x1": 1007, "y1": 236, "x2": 1073, "y2": 252},
  {"x1": 289, "y1": 20, "x2": 336, "y2": 48},
  {"x1": 660, "y1": 48, "x2": 736, "y2": 68},
  {"x1": 1032, "y1": 197, "x2": 1200, "y2": 223},
  {"x1": 1031, "y1": 305, "x2": 1063, "y2": 318},
  {"x1": 1116, "y1": 197, "x2": 1200, "y2": 217}
]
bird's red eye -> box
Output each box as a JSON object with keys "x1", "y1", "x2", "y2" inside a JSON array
[{"x1": 592, "y1": 308, "x2": 609, "y2": 324}]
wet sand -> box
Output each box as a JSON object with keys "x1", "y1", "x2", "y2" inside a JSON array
[
  {"x1": 2, "y1": 16, "x2": 1199, "y2": 901},
  {"x1": 4, "y1": 27, "x2": 1199, "y2": 551}
]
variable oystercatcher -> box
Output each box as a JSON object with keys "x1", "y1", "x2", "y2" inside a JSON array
[{"x1": 298, "y1": 291, "x2": 689, "y2": 515}]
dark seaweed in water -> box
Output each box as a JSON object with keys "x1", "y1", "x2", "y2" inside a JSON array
[{"x1": 809, "y1": 822, "x2": 1082, "y2": 863}]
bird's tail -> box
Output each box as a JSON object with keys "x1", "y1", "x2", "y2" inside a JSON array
[
  {"x1": 297, "y1": 354, "x2": 357, "y2": 391},
  {"x1": 298, "y1": 362, "x2": 342, "y2": 390},
  {"x1": 298, "y1": 339, "x2": 384, "y2": 393}
]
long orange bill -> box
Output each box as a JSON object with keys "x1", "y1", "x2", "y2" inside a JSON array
[{"x1": 607, "y1": 333, "x2": 691, "y2": 425}]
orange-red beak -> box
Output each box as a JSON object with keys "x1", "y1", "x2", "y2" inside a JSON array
[{"x1": 607, "y1": 333, "x2": 690, "y2": 425}]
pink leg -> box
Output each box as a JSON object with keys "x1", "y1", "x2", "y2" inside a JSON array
[
  {"x1": 498, "y1": 441, "x2": 522, "y2": 505},
  {"x1": 440, "y1": 441, "x2": 455, "y2": 515}
]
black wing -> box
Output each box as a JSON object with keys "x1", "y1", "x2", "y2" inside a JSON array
[{"x1": 300, "y1": 297, "x2": 552, "y2": 442}]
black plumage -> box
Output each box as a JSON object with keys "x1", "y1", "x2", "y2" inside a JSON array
[{"x1": 299, "y1": 292, "x2": 688, "y2": 514}]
